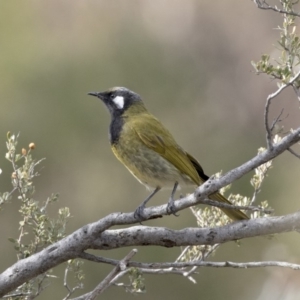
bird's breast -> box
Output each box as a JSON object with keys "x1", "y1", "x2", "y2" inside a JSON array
[{"x1": 112, "y1": 134, "x2": 194, "y2": 189}]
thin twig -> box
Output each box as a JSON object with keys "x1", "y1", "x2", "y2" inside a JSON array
[
  {"x1": 79, "y1": 252, "x2": 300, "y2": 271},
  {"x1": 62, "y1": 264, "x2": 82, "y2": 300},
  {"x1": 71, "y1": 270, "x2": 132, "y2": 300},
  {"x1": 287, "y1": 147, "x2": 300, "y2": 158},
  {"x1": 78, "y1": 252, "x2": 199, "y2": 284},
  {"x1": 250, "y1": 188, "x2": 260, "y2": 206},
  {"x1": 183, "y1": 244, "x2": 219, "y2": 281},
  {"x1": 6, "y1": 187, "x2": 17, "y2": 199},
  {"x1": 264, "y1": 69, "x2": 300, "y2": 149},
  {"x1": 198, "y1": 198, "x2": 273, "y2": 214},
  {"x1": 254, "y1": 0, "x2": 300, "y2": 17},
  {"x1": 110, "y1": 269, "x2": 131, "y2": 285},
  {"x1": 34, "y1": 273, "x2": 49, "y2": 298},
  {"x1": 292, "y1": 84, "x2": 300, "y2": 102},
  {"x1": 270, "y1": 109, "x2": 284, "y2": 132},
  {"x1": 70, "y1": 252, "x2": 136, "y2": 300},
  {"x1": 2, "y1": 292, "x2": 31, "y2": 298},
  {"x1": 146, "y1": 260, "x2": 300, "y2": 270},
  {"x1": 84, "y1": 249, "x2": 137, "y2": 300}
]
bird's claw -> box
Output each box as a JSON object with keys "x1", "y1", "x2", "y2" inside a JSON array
[
  {"x1": 166, "y1": 200, "x2": 179, "y2": 217},
  {"x1": 134, "y1": 204, "x2": 147, "y2": 222}
]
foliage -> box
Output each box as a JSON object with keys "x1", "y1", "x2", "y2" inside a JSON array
[
  {"x1": 252, "y1": 1, "x2": 300, "y2": 88},
  {"x1": 2, "y1": 133, "x2": 84, "y2": 299},
  {"x1": 179, "y1": 146, "x2": 273, "y2": 282}
]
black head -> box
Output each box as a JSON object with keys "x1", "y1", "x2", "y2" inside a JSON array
[{"x1": 88, "y1": 87, "x2": 144, "y2": 116}]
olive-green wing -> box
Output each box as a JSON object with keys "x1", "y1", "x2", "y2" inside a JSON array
[
  {"x1": 130, "y1": 114, "x2": 249, "y2": 221},
  {"x1": 131, "y1": 114, "x2": 201, "y2": 185}
]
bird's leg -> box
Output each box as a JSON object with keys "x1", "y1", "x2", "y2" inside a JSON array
[
  {"x1": 134, "y1": 187, "x2": 161, "y2": 220},
  {"x1": 166, "y1": 182, "x2": 179, "y2": 216}
]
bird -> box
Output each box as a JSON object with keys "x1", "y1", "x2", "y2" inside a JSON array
[{"x1": 88, "y1": 87, "x2": 249, "y2": 221}]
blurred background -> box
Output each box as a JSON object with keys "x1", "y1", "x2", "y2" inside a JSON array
[{"x1": 0, "y1": 0, "x2": 300, "y2": 299}]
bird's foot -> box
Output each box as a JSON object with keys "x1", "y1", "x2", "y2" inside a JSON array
[
  {"x1": 166, "y1": 198, "x2": 179, "y2": 216},
  {"x1": 134, "y1": 204, "x2": 147, "y2": 222}
]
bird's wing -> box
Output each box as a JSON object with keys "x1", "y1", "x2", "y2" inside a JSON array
[
  {"x1": 130, "y1": 115, "x2": 249, "y2": 220},
  {"x1": 131, "y1": 114, "x2": 201, "y2": 185},
  {"x1": 186, "y1": 152, "x2": 209, "y2": 181}
]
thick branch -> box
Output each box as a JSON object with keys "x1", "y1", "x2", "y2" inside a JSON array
[
  {"x1": 89, "y1": 212, "x2": 300, "y2": 249},
  {"x1": 1, "y1": 211, "x2": 300, "y2": 297}
]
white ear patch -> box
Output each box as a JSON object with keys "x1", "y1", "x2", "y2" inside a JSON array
[{"x1": 112, "y1": 96, "x2": 124, "y2": 109}]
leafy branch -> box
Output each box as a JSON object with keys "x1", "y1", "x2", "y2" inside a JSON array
[{"x1": 1, "y1": 133, "x2": 84, "y2": 299}]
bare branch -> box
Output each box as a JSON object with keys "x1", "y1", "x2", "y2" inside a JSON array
[
  {"x1": 288, "y1": 147, "x2": 300, "y2": 158},
  {"x1": 87, "y1": 249, "x2": 137, "y2": 299},
  {"x1": 1, "y1": 127, "x2": 300, "y2": 297},
  {"x1": 292, "y1": 84, "x2": 300, "y2": 102},
  {"x1": 270, "y1": 109, "x2": 284, "y2": 132},
  {"x1": 180, "y1": 243, "x2": 219, "y2": 282},
  {"x1": 264, "y1": 70, "x2": 300, "y2": 149},
  {"x1": 254, "y1": 0, "x2": 300, "y2": 17},
  {"x1": 2, "y1": 292, "x2": 31, "y2": 299},
  {"x1": 198, "y1": 198, "x2": 273, "y2": 214},
  {"x1": 136, "y1": 260, "x2": 300, "y2": 271},
  {"x1": 62, "y1": 263, "x2": 82, "y2": 300},
  {"x1": 110, "y1": 269, "x2": 132, "y2": 287},
  {"x1": 71, "y1": 250, "x2": 137, "y2": 300},
  {"x1": 79, "y1": 252, "x2": 300, "y2": 271}
]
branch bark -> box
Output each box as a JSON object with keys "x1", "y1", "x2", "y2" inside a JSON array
[{"x1": 90, "y1": 211, "x2": 300, "y2": 249}]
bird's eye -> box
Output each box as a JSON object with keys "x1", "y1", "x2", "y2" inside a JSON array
[{"x1": 110, "y1": 93, "x2": 115, "y2": 100}]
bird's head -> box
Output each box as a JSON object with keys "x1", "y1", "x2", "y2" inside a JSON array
[{"x1": 88, "y1": 87, "x2": 146, "y2": 116}]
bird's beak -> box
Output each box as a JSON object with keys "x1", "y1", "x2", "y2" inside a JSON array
[
  {"x1": 88, "y1": 91, "x2": 108, "y2": 102},
  {"x1": 88, "y1": 92, "x2": 99, "y2": 97}
]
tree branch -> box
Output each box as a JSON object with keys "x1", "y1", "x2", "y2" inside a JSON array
[
  {"x1": 90, "y1": 212, "x2": 300, "y2": 250},
  {"x1": 1, "y1": 210, "x2": 300, "y2": 297},
  {"x1": 79, "y1": 252, "x2": 300, "y2": 271},
  {"x1": 254, "y1": 0, "x2": 300, "y2": 17},
  {"x1": 288, "y1": 147, "x2": 300, "y2": 159},
  {"x1": 264, "y1": 70, "x2": 300, "y2": 149},
  {"x1": 0, "y1": 126, "x2": 300, "y2": 297},
  {"x1": 197, "y1": 198, "x2": 273, "y2": 214},
  {"x1": 84, "y1": 249, "x2": 137, "y2": 300}
]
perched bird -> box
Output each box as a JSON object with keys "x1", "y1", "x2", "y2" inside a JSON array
[{"x1": 88, "y1": 87, "x2": 248, "y2": 221}]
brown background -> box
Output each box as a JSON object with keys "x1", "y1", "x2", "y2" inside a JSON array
[{"x1": 0, "y1": 1, "x2": 300, "y2": 299}]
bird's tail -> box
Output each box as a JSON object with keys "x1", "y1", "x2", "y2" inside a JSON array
[
  {"x1": 209, "y1": 192, "x2": 249, "y2": 221},
  {"x1": 186, "y1": 153, "x2": 249, "y2": 220}
]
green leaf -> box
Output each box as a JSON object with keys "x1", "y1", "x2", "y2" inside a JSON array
[{"x1": 8, "y1": 237, "x2": 17, "y2": 243}]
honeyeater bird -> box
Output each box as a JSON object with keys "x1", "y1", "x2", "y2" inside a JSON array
[{"x1": 88, "y1": 87, "x2": 248, "y2": 221}]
